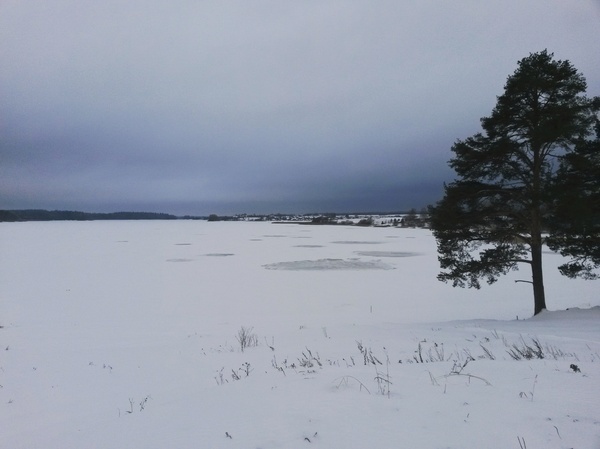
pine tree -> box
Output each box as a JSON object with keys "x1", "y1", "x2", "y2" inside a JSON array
[{"x1": 430, "y1": 50, "x2": 599, "y2": 315}]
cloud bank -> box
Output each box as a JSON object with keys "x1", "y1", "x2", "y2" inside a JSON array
[{"x1": 2, "y1": 1, "x2": 599, "y2": 214}]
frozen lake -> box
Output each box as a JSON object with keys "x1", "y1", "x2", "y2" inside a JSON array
[{"x1": 2, "y1": 220, "x2": 596, "y2": 335}]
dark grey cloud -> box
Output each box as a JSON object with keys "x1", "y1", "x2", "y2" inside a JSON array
[{"x1": 2, "y1": 1, "x2": 599, "y2": 215}]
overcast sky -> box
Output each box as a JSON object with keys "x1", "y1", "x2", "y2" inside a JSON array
[{"x1": 2, "y1": 1, "x2": 599, "y2": 215}]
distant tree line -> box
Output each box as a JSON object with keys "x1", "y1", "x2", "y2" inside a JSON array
[
  {"x1": 0, "y1": 209, "x2": 177, "y2": 222},
  {"x1": 207, "y1": 214, "x2": 240, "y2": 221},
  {"x1": 400, "y1": 208, "x2": 430, "y2": 228}
]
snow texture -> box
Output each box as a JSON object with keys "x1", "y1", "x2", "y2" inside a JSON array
[{"x1": 0, "y1": 221, "x2": 598, "y2": 448}]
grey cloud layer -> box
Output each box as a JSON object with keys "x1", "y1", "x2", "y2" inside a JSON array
[{"x1": 2, "y1": 1, "x2": 599, "y2": 214}]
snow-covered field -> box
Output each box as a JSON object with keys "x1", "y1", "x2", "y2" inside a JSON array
[{"x1": 1, "y1": 220, "x2": 599, "y2": 449}]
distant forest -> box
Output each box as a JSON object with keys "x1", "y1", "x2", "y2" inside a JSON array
[{"x1": 0, "y1": 210, "x2": 177, "y2": 222}]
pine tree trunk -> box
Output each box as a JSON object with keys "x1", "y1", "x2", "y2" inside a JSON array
[
  {"x1": 530, "y1": 142, "x2": 547, "y2": 316},
  {"x1": 531, "y1": 241, "x2": 547, "y2": 315},
  {"x1": 530, "y1": 180, "x2": 547, "y2": 315}
]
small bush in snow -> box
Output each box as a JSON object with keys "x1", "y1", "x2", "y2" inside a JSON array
[
  {"x1": 236, "y1": 326, "x2": 259, "y2": 352},
  {"x1": 297, "y1": 348, "x2": 322, "y2": 370},
  {"x1": 374, "y1": 352, "x2": 392, "y2": 397},
  {"x1": 356, "y1": 341, "x2": 382, "y2": 365},
  {"x1": 506, "y1": 337, "x2": 545, "y2": 360}
]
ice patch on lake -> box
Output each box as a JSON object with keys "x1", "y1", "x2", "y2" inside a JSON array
[
  {"x1": 263, "y1": 258, "x2": 395, "y2": 270},
  {"x1": 355, "y1": 251, "x2": 420, "y2": 257},
  {"x1": 331, "y1": 240, "x2": 385, "y2": 245},
  {"x1": 204, "y1": 253, "x2": 235, "y2": 257},
  {"x1": 293, "y1": 244, "x2": 324, "y2": 248},
  {"x1": 166, "y1": 258, "x2": 194, "y2": 262}
]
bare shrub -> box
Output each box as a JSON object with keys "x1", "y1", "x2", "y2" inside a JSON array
[
  {"x1": 506, "y1": 337, "x2": 544, "y2": 360},
  {"x1": 231, "y1": 362, "x2": 252, "y2": 381},
  {"x1": 374, "y1": 352, "x2": 392, "y2": 397},
  {"x1": 236, "y1": 326, "x2": 259, "y2": 352},
  {"x1": 298, "y1": 348, "x2": 322, "y2": 370},
  {"x1": 479, "y1": 343, "x2": 496, "y2": 360},
  {"x1": 356, "y1": 341, "x2": 382, "y2": 365}
]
